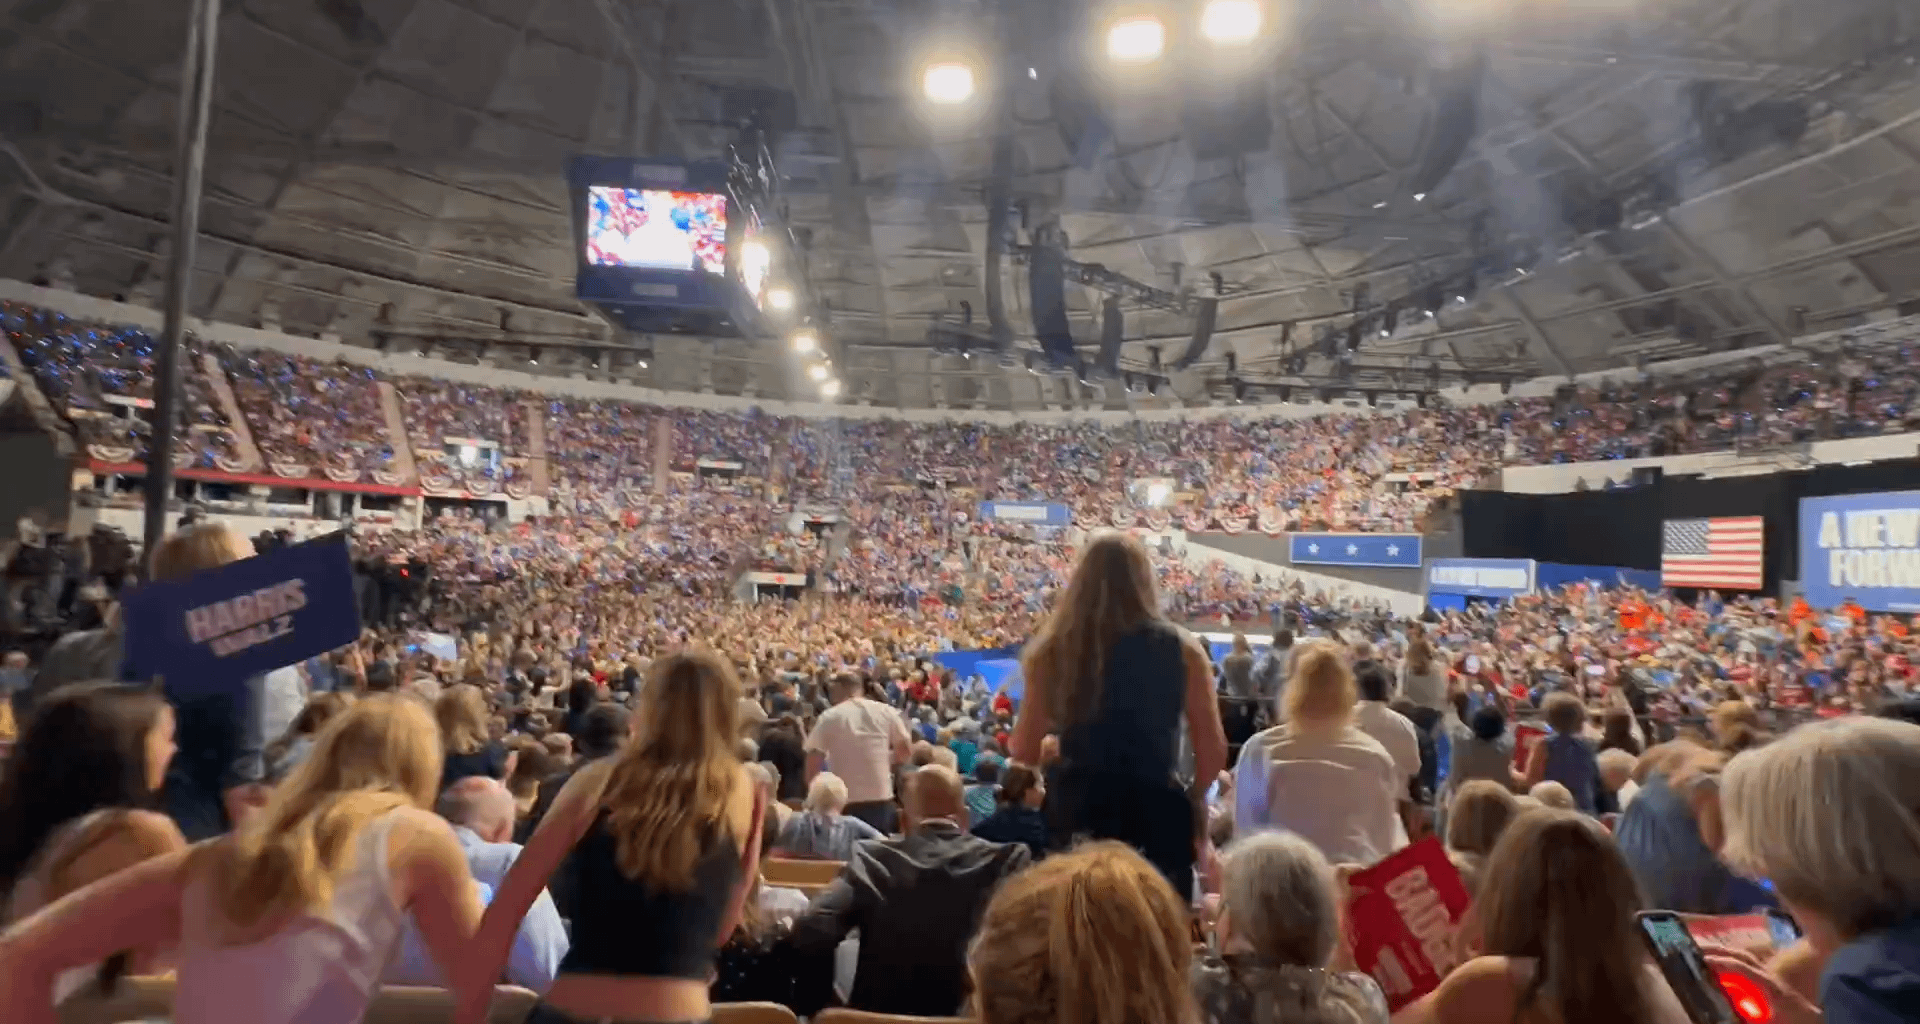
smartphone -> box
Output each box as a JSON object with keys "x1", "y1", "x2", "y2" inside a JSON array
[
  {"x1": 1635, "y1": 911, "x2": 1743, "y2": 1024},
  {"x1": 1764, "y1": 908, "x2": 1802, "y2": 948}
]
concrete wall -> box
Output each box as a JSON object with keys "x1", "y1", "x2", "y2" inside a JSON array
[{"x1": 0, "y1": 432, "x2": 76, "y2": 541}]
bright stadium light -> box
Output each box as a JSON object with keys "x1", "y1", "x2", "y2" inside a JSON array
[
  {"x1": 1146, "y1": 481, "x2": 1171, "y2": 506},
  {"x1": 790, "y1": 330, "x2": 818, "y2": 354},
  {"x1": 767, "y1": 287, "x2": 795, "y2": 311},
  {"x1": 742, "y1": 240, "x2": 769, "y2": 268},
  {"x1": 1201, "y1": 0, "x2": 1262, "y2": 43},
  {"x1": 1107, "y1": 16, "x2": 1165, "y2": 63},
  {"x1": 809, "y1": 363, "x2": 829, "y2": 382},
  {"x1": 821, "y1": 379, "x2": 843, "y2": 399},
  {"x1": 923, "y1": 63, "x2": 976, "y2": 104}
]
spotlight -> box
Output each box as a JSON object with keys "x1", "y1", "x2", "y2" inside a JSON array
[
  {"x1": 1413, "y1": 192, "x2": 1427, "y2": 202},
  {"x1": 741, "y1": 240, "x2": 769, "y2": 268},
  {"x1": 790, "y1": 330, "x2": 818, "y2": 353},
  {"x1": 637, "y1": 359, "x2": 649, "y2": 369},
  {"x1": 821, "y1": 378, "x2": 842, "y2": 399},
  {"x1": 1028, "y1": 67, "x2": 1038, "y2": 80},
  {"x1": 923, "y1": 63, "x2": 975, "y2": 104},
  {"x1": 809, "y1": 363, "x2": 829, "y2": 382},
  {"x1": 1200, "y1": 0, "x2": 1262, "y2": 43},
  {"x1": 767, "y1": 287, "x2": 795, "y2": 311},
  {"x1": 1107, "y1": 16, "x2": 1165, "y2": 63}
]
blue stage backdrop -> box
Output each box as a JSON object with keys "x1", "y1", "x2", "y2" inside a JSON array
[
  {"x1": 1801, "y1": 490, "x2": 1920, "y2": 612},
  {"x1": 1290, "y1": 533, "x2": 1422, "y2": 568}
]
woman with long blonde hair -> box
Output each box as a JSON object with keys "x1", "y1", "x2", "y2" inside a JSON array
[
  {"x1": 1011, "y1": 532, "x2": 1227, "y2": 895},
  {"x1": 0, "y1": 694, "x2": 482, "y2": 1024},
  {"x1": 452, "y1": 650, "x2": 764, "y2": 1024},
  {"x1": 970, "y1": 841, "x2": 1199, "y2": 1024}
]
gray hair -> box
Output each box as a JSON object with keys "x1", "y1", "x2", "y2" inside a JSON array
[
  {"x1": 806, "y1": 771, "x2": 849, "y2": 814},
  {"x1": 435, "y1": 776, "x2": 515, "y2": 835},
  {"x1": 1720, "y1": 717, "x2": 1920, "y2": 938},
  {"x1": 1221, "y1": 832, "x2": 1340, "y2": 968}
]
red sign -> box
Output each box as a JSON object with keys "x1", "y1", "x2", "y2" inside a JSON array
[
  {"x1": 1343, "y1": 838, "x2": 1473, "y2": 1011},
  {"x1": 1512, "y1": 723, "x2": 1547, "y2": 770}
]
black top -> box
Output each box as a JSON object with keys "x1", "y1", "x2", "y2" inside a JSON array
[
  {"x1": 758, "y1": 730, "x2": 808, "y2": 802},
  {"x1": 1057, "y1": 619, "x2": 1187, "y2": 781},
  {"x1": 560, "y1": 810, "x2": 743, "y2": 980},
  {"x1": 441, "y1": 741, "x2": 510, "y2": 790}
]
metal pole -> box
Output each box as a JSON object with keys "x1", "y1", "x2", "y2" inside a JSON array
[{"x1": 143, "y1": 0, "x2": 222, "y2": 564}]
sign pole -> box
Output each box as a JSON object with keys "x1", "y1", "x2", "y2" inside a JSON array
[{"x1": 142, "y1": 0, "x2": 223, "y2": 565}]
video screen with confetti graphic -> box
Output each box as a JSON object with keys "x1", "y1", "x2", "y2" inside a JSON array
[{"x1": 584, "y1": 187, "x2": 727, "y2": 274}]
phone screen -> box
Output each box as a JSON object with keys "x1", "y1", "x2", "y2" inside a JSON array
[
  {"x1": 1636, "y1": 912, "x2": 1742, "y2": 1024},
  {"x1": 1765, "y1": 909, "x2": 1802, "y2": 949}
]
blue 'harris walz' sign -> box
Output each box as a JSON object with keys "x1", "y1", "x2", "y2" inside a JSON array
[{"x1": 123, "y1": 531, "x2": 362, "y2": 689}]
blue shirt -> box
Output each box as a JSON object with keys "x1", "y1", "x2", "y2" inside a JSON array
[
  {"x1": 386, "y1": 826, "x2": 568, "y2": 992},
  {"x1": 1822, "y1": 917, "x2": 1920, "y2": 1024}
]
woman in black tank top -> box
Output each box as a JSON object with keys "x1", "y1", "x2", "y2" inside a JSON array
[
  {"x1": 1010, "y1": 532, "x2": 1229, "y2": 897},
  {"x1": 452, "y1": 651, "x2": 765, "y2": 1024}
]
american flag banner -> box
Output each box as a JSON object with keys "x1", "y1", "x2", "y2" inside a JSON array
[{"x1": 1661, "y1": 517, "x2": 1765, "y2": 590}]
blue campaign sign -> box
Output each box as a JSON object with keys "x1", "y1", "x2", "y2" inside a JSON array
[
  {"x1": 1290, "y1": 532, "x2": 1423, "y2": 568},
  {"x1": 978, "y1": 501, "x2": 1071, "y2": 527},
  {"x1": 123, "y1": 532, "x2": 362, "y2": 689},
  {"x1": 1800, "y1": 490, "x2": 1920, "y2": 612},
  {"x1": 1427, "y1": 558, "x2": 1537, "y2": 599}
]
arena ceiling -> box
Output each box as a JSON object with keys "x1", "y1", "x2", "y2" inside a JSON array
[{"x1": 1, "y1": 0, "x2": 1919, "y2": 410}]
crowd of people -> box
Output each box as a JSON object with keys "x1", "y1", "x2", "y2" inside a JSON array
[
  {"x1": 0, "y1": 524, "x2": 1915, "y2": 1024},
  {"x1": 8, "y1": 301, "x2": 1920, "y2": 552}
]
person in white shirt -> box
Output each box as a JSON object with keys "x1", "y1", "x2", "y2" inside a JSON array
[
  {"x1": 1352, "y1": 660, "x2": 1422, "y2": 789},
  {"x1": 387, "y1": 776, "x2": 568, "y2": 993},
  {"x1": 805, "y1": 672, "x2": 912, "y2": 833},
  {"x1": 1232, "y1": 642, "x2": 1407, "y2": 866}
]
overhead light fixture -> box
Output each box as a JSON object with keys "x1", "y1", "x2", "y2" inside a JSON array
[
  {"x1": 1413, "y1": 192, "x2": 1426, "y2": 201},
  {"x1": 808, "y1": 363, "x2": 829, "y2": 382},
  {"x1": 1107, "y1": 16, "x2": 1165, "y2": 62},
  {"x1": 821, "y1": 379, "x2": 842, "y2": 399},
  {"x1": 1200, "y1": 0, "x2": 1262, "y2": 43},
  {"x1": 767, "y1": 287, "x2": 794, "y2": 311},
  {"x1": 636, "y1": 359, "x2": 649, "y2": 369},
  {"x1": 923, "y1": 62, "x2": 975, "y2": 104},
  {"x1": 741, "y1": 240, "x2": 769, "y2": 267},
  {"x1": 1372, "y1": 200, "x2": 1388, "y2": 209},
  {"x1": 790, "y1": 330, "x2": 818, "y2": 353},
  {"x1": 1028, "y1": 67, "x2": 1039, "y2": 79}
]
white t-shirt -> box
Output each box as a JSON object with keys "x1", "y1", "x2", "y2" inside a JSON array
[
  {"x1": 1353, "y1": 701, "x2": 1423, "y2": 784},
  {"x1": 804, "y1": 697, "x2": 909, "y2": 804}
]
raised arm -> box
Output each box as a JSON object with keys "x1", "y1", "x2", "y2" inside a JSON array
[
  {"x1": 451, "y1": 761, "x2": 607, "y2": 1024},
  {"x1": 1183, "y1": 637, "x2": 1229, "y2": 788},
  {"x1": 1010, "y1": 664, "x2": 1053, "y2": 765},
  {"x1": 0, "y1": 849, "x2": 192, "y2": 1024}
]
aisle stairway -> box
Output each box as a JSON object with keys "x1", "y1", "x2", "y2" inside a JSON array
[
  {"x1": 199, "y1": 351, "x2": 263, "y2": 471},
  {"x1": 651, "y1": 415, "x2": 671, "y2": 494},
  {"x1": 521, "y1": 397, "x2": 550, "y2": 496},
  {"x1": 374, "y1": 382, "x2": 420, "y2": 483},
  {"x1": 0, "y1": 342, "x2": 74, "y2": 456}
]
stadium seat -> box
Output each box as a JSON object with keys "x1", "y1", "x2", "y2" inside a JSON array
[
  {"x1": 712, "y1": 1001, "x2": 803, "y2": 1024},
  {"x1": 57, "y1": 979, "x2": 541, "y2": 1024},
  {"x1": 764, "y1": 857, "x2": 845, "y2": 886},
  {"x1": 815, "y1": 1008, "x2": 974, "y2": 1024}
]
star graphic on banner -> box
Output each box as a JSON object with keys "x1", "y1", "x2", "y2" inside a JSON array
[
  {"x1": 1346, "y1": 544, "x2": 1359, "y2": 555},
  {"x1": 1387, "y1": 545, "x2": 1400, "y2": 556},
  {"x1": 1307, "y1": 543, "x2": 1320, "y2": 554}
]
